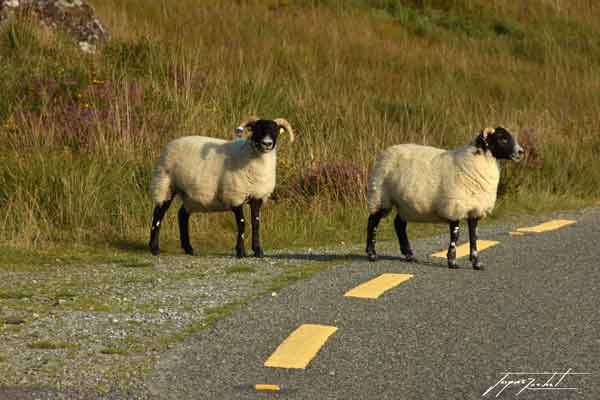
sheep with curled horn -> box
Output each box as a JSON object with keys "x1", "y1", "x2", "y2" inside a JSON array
[
  {"x1": 366, "y1": 126, "x2": 524, "y2": 270},
  {"x1": 149, "y1": 116, "x2": 294, "y2": 257}
]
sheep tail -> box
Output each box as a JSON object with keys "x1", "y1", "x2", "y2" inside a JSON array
[
  {"x1": 366, "y1": 154, "x2": 390, "y2": 214},
  {"x1": 150, "y1": 164, "x2": 174, "y2": 205}
]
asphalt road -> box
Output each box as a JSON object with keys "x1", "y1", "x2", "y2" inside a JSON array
[{"x1": 148, "y1": 209, "x2": 599, "y2": 400}]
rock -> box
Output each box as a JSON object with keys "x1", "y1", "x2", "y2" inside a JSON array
[
  {"x1": 4, "y1": 318, "x2": 25, "y2": 325},
  {"x1": 0, "y1": 0, "x2": 108, "y2": 52}
]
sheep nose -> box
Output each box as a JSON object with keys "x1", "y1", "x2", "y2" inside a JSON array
[
  {"x1": 512, "y1": 145, "x2": 524, "y2": 161},
  {"x1": 261, "y1": 138, "x2": 274, "y2": 148}
]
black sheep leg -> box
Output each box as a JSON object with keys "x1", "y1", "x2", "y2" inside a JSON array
[
  {"x1": 250, "y1": 199, "x2": 264, "y2": 257},
  {"x1": 468, "y1": 217, "x2": 483, "y2": 270},
  {"x1": 366, "y1": 209, "x2": 388, "y2": 261},
  {"x1": 447, "y1": 221, "x2": 460, "y2": 269},
  {"x1": 178, "y1": 206, "x2": 195, "y2": 255},
  {"x1": 394, "y1": 214, "x2": 415, "y2": 262},
  {"x1": 149, "y1": 198, "x2": 173, "y2": 256},
  {"x1": 232, "y1": 206, "x2": 246, "y2": 258}
]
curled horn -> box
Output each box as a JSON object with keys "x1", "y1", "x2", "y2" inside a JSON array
[
  {"x1": 234, "y1": 116, "x2": 258, "y2": 138},
  {"x1": 474, "y1": 127, "x2": 494, "y2": 151},
  {"x1": 482, "y1": 127, "x2": 495, "y2": 138},
  {"x1": 237, "y1": 115, "x2": 259, "y2": 132},
  {"x1": 274, "y1": 118, "x2": 294, "y2": 143}
]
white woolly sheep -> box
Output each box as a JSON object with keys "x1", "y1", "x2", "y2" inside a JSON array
[
  {"x1": 149, "y1": 116, "x2": 294, "y2": 257},
  {"x1": 366, "y1": 127, "x2": 523, "y2": 270}
]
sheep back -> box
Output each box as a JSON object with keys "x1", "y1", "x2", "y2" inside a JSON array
[
  {"x1": 150, "y1": 136, "x2": 277, "y2": 212},
  {"x1": 367, "y1": 144, "x2": 500, "y2": 222}
]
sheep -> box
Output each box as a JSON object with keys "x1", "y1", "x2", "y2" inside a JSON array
[
  {"x1": 365, "y1": 127, "x2": 524, "y2": 270},
  {"x1": 148, "y1": 116, "x2": 294, "y2": 257}
]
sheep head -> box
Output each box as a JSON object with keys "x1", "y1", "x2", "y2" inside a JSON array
[
  {"x1": 476, "y1": 127, "x2": 524, "y2": 161},
  {"x1": 236, "y1": 117, "x2": 294, "y2": 152}
]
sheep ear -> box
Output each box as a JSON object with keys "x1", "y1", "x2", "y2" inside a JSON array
[
  {"x1": 476, "y1": 127, "x2": 494, "y2": 150},
  {"x1": 236, "y1": 116, "x2": 259, "y2": 136},
  {"x1": 273, "y1": 118, "x2": 294, "y2": 143}
]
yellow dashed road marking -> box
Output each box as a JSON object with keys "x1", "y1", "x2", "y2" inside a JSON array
[
  {"x1": 509, "y1": 231, "x2": 525, "y2": 236},
  {"x1": 264, "y1": 324, "x2": 337, "y2": 369},
  {"x1": 255, "y1": 384, "x2": 280, "y2": 391},
  {"x1": 516, "y1": 219, "x2": 576, "y2": 233},
  {"x1": 344, "y1": 273, "x2": 414, "y2": 299},
  {"x1": 431, "y1": 240, "x2": 499, "y2": 259}
]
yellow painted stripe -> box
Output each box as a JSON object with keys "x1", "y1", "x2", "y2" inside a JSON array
[
  {"x1": 255, "y1": 384, "x2": 280, "y2": 391},
  {"x1": 509, "y1": 231, "x2": 525, "y2": 236},
  {"x1": 431, "y1": 240, "x2": 499, "y2": 259},
  {"x1": 264, "y1": 324, "x2": 337, "y2": 369},
  {"x1": 516, "y1": 219, "x2": 576, "y2": 233},
  {"x1": 344, "y1": 273, "x2": 413, "y2": 299}
]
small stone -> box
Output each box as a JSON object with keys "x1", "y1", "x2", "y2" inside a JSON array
[
  {"x1": 158, "y1": 308, "x2": 165, "y2": 313},
  {"x1": 271, "y1": 292, "x2": 277, "y2": 297},
  {"x1": 4, "y1": 318, "x2": 25, "y2": 325}
]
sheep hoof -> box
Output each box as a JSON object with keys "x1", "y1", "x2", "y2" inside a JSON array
[
  {"x1": 448, "y1": 262, "x2": 459, "y2": 269},
  {"x1": 236, "y1": 249, "x2": 247, "y2": 258},
  {"x1": 183, "y1": 246, "x2": 196, "y2": 256},
  {"x1": 150, "y1": 246, "x2": 160, "y2": 256},
  {"x1": 404, "y1": 255, "x2": 417, "y2": 263},
  {"x1": 472, "y1": 263, "x2": 485, "y2": 271},
  {"x1": 367, "y1": 253, "x2": 378, "y2": 262},
  {"x1": 253, "y1": 248, "x2": 265, "y2": 258}
]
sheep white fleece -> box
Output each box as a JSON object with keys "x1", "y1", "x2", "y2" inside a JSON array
[
  {"x1": 367, "y1": 142, "x2": 500, "y2": 222},
  {"x1": 150, "y1": 136, "x2": 276, "y2": 213}
]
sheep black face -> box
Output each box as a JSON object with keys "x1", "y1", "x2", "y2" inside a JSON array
[
  {"x1": 478, "y1": 127, "x2": 524, "y2": 161},
  {"x1": 248, "y1": 120, "x2": 280, "y2": 153}
]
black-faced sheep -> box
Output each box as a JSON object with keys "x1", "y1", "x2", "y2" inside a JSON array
[
  {"x1": 148, "y1": 116, "x2": 294, "y2": 257},
  {"x1": 366, "y1": 127, "x2": 524, "y2": 270}
]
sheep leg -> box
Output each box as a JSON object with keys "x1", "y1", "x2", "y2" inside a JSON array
[
  {"x1": 366, "y1": 209, "x2": 388, "y2": 261},
  {"x1": 250, "y1": 199, "x2": 264, "y2": 257},
  {"x1": 447, "y1": 221, "x2": 460, "y2": 269},
  {"x1": 149, "y1": 198, "x2": 173, "y2": 256},
  {"x1": 468, "y1": 217, "x2": 484, "y2": 270},
  {"x1": 178, "y1": 206, "x2": 195, "y2": 256},
  {"x1": 232, "y1": 206, "x2": 247, "y2": 258},
  {"x1": 394, "y1": 215, "x2": 415, "y2": 262}
]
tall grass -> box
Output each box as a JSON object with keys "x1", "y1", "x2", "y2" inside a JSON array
[{"x1": 1, "y1": 0, "x2": 599, "y2": 254}]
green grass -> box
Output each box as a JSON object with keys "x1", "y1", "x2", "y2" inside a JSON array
[
  {"x1": 62, "y1": 297, "x2": 114, "y2": 312},
  {"x1": 28, "y1": 341, "x2": 75, "y2": 350},
  {"x1": 0, "y1": 0, "x2": 599, "y2": 258},
  {"x1": 100, "y1": 347, "x2": 127, "y2": 355},
  {"x1": 226, "y1": 265, "x2": 257, "y2": 274},
  {"x1": 269, "y1": 260, "x2": 343, "y2": 291},
  {"x1": 0, "y1": 290, "x2": 33, "y2": 299}
]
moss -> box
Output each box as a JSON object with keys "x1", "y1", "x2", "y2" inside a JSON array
[
  {"x1": 28, "y1": 340, "x2": 75, "y2": 350},
  {"x1": 63, "y1": 297, "x2": 114, "y2": 312},
  {"x1": 100, "y1": 347, "x2": 127, "y2": 355},
  {"x1": 226, "y1": 265, "x2": 257, "y2": 274},
  {"x1": 0, "y1": 289, "x2": 33, "y2": 299}
]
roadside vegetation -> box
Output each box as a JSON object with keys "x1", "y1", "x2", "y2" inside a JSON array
[{"x1": 1, "y1": 0, "x2": 599, "y2": 260}]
